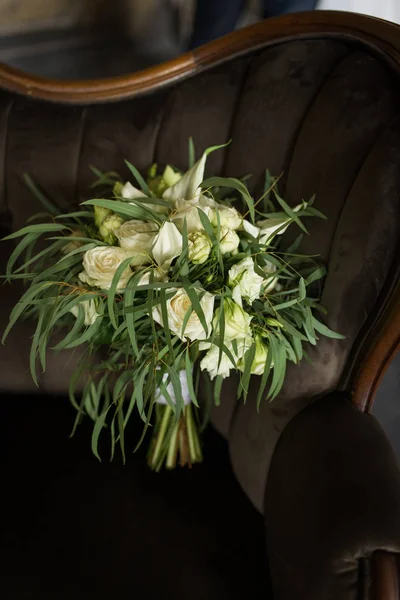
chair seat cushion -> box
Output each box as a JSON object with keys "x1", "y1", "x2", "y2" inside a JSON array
[{"x1": 0, "y1": 394, "x2": 271, "y2": 600}]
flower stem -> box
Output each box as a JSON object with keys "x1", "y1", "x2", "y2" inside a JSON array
[{"x1": 148, "y1": 405, "x2": 172, "y2": 470}]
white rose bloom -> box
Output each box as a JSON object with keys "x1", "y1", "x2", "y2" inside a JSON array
[
  {"x1": 171, "y1": 195, "x2": 216, "y2": 234},
  {"x1": 152, "y1": 287, "x2": 214, "y2": 341},
  {"x1": 79, "y1": 246, "x2": 132, "y2": 291},
  {"x1": 117, "y1": 220, "x2": 158, "y2": 266},
  {"x1": 152, "y1": 222, "x2": 183, "y2": 271},
  {"x1": 211, "y1": 205, "x2": 242, "y2": 230},
  {"x1": 213, "y1": 298, "x2": 252, "y2": 341},
  {"x1": 228, "y1": 256, "x2": 264, "y2": 305},
  {"x1": 200, "y1": 336, "x2": 252, "y2": 380},
  {"x1": 262, "y1": 260, "x2": 278, "y2": 294},
  {"x1": 70, "y1": 299, "x2": 100, "y2": 326},
  {"x1": 219, "y1": 227, "x2": 240, "y2": 254},
  {"x1": 188, "y1": 231, "x2": 211, "y2": 264}
]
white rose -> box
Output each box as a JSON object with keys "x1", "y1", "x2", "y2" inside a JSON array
[
  {"x1": 214, "y1": 298, "x2": 252, "y2": 341},
  {"x1": 152, "y1": 222, "x2": 182, "y2": 271},
  {"x1": 262, "y1": 260, "x2": 278, "y2": 294},
  {"x1": 228, "y1": 257, "x2": 264, "y2": 305},
  {"x1": 117, "y1": 220, "x2": 158, "y2": 266},
  {"x1": 171, "y1": 195, "x2": 216, "y2": 234},
  {"x1": 99, "y1": 214, "x2": 124, "y2": 245},
  {"x1": 188, "y1": 231, "x2": 211, "y2": 264},
  {"x1": 211, "y1": 205, "x2": 242, "y2": 230},
  {"x1": 238, "y1": 335, "x2": 269, "y2": 376},
  {"x1": 70, "y1": 299, "x2": 100, "y2": 326},
  {"x1": 152, "y1": 287, "x2": 214, "y2": 341},
  {"x1": 199, "y1": 336, "x2": 252, "y2": 380},
  {"x1": 79, "y1": 246, "x2": 132, "y2": 291},
  {"x1": 219, "y1": 227, "x2": 240, "y2": 254}
]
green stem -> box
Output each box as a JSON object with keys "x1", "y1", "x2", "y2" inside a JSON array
[
  {"x1": 166, "y1": 420, "x2": 179, "y2": 469},
  {"x1": 185, "y1": 405, "x2": 197, "y2": 462},
  {"x1": 148, "y1": 405, "x2": 172, "y2": 470}
]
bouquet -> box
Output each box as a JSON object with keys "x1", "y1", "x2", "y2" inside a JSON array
[{"x1": 2, "y1": 140, "x2": 342, "y2": 470}]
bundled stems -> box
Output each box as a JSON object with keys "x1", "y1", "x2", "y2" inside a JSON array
[{"x1": 148, "y1": 403, "x2": 202, "y2": 471}]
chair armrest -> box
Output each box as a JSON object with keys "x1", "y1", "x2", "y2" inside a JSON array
[
  {"x1": 372, "y1": 552, "x2": 399, "y2": 600},
  {"x1": 265, "y1": 392, "x2": 400, "y2": 600}
]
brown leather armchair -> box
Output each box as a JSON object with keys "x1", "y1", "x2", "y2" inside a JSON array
[{"x1": 1, "y1": 11, "x2": 400, "y2": 600}]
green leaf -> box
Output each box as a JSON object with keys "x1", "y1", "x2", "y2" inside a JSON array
[
  {"x1": 2, "y1": 223, "x2": 68, "y2": 241},
  {"x1": 55, "y1": 210, "x2": 94, "y2": 220},
  {"x1": 201, "y1": 176, "x2": 255, "y2": 222},
  {"x1": 274, "y1": 192, "x2": 308, "y2": 234},
  {"x1": 29, "y1": 306, "x2": 46, "y2": 385},
  {"x1": 91, "y1": 404, "x2": 113, "y2": 462},
  {"x1": 2, "y1": 282, "x2": 48, "y2": 343},
  {"x1": 256, "y1": 341, "x2": 273, "y2": 411},
  {"x1": 124, "y1": 273, "x2": 143, "y2": 358},
  {"x1": 125, "y1": 160, "x2": 151, "y2": 195},
  {"x1": 62, "y1": 314, "x2": 103, "y2": 349},
  {"x1": 183, "y1": 283, "x2": 209, "y2": 338},
  {"x1": 185, "y1": 350, "x2": 199, "y2": 407},
  {"x1": 23, "y1": 174, "x2": 60, "y2": 215},
  {"x1": 312, "y1": 317, "x2": 345, "y2": 339},
  {"x1": 135, "y1": 363, "x2": 150, "y2": 422},
  {"x1": 299, "y1": 277, "x2": 306, "y2": 302},
  {"x1": 188, "y1": 137, "x2": 195, "y2": 168},
  {"x1": 13, "y1": 239, "x2": 65, "y2": 274},
  {"x1": 213, "y1": 375, "x2": 223, "y2": 406},
  {"x1": 81, "y1": 198, "x2": 161, "y2": 224},
  {"x1": 117, "y1": 399, "x2": 126, "y2": 464},
  {"x1": 159, "y1": 288, "x2": 175, "y2": 358},
  {"x1": 107, "y1": 257, "x2": 133, "y2": 329},
  {"x1": 5, "y1": 232, "x2": 38, "y2": 278},
  {"x1": 240, "y1": 341, "x2": 256, "y2": 402},
  {"x1": 306, "y1": 266, "x2": 327, "y2": 285}
]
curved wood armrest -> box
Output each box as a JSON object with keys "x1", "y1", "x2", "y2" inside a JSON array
[
  {"x1": 372, "y1": 552, "x2": 400, "y2": 600},
  {"x1": 0, "y1": 11, "x2": 399, "y2": 103}
]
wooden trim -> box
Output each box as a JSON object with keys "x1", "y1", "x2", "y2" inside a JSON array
[
  {"x1": 0, "y1": 11, "x2": 399, "y2": 103},
  {"x1": 350, "y1": 280, "x2": 400, "y2": 414},
  {"x1": 371, "y1": 552, "x2": 400, "y2": 600}
]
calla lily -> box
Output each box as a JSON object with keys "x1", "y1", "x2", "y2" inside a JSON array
[
  {"x1": 120, "y1": 181, "x2": 147, "y2": 200},
  {"x1": 162, "y1": 152, "x2": 207, "y2": 204},
  {"x1": 152, "y1": 222, "x2": 183, "y2": 271}
]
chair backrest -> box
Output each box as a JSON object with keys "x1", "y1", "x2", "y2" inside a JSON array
[{"x1": 1, "y1": 12, "x2": 399, "y2": 511}]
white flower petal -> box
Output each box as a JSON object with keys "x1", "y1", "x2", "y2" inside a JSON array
[
  {"x1": 121, "y1": 181, "x2": 147, "y2": 200},
  {"x1": 242, "y1": 219, "x2": 260, "y2": 238},
  {"x1": 162, "y1": 152, "x2": 207, "y2": 204},
  {"x1": 152, "y1": 222, "x2": 183, "y2": 270}
]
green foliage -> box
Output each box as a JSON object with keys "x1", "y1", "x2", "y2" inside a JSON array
[{"x1": 2, "y1": 143, "x2": 344, "y2": 463}]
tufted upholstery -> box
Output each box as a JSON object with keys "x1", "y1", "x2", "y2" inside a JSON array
[{"x1": 1, "y1": 16, "x2": 400, "y2": 599}]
